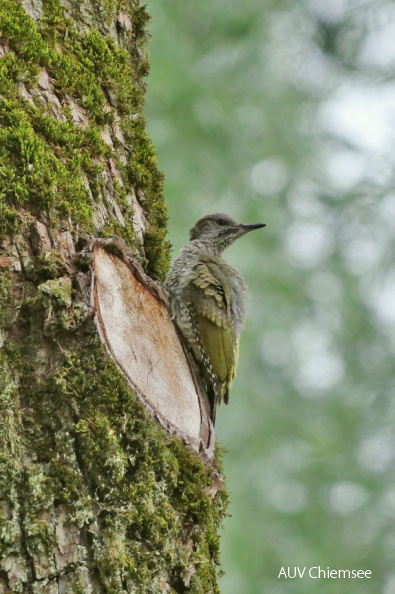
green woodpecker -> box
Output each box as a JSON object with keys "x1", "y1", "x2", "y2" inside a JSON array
[{"x1": 164, "y1": 213, "x2": 266, "y2": 423}]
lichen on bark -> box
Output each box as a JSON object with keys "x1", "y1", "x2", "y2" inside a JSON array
[{"x1": 0, "y1": 1, "x2": 228, "y2": 592}]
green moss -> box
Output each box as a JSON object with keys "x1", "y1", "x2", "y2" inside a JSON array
[
  {"x1": 0, "y1": 0, "x2": 170, "y2": 279},
  {"x1": 44, "y1": 342, "x2": 227, "y2": 591},
  {"x1": 0, "y1": 353, "x2": 23, "y2": 493},
  {"x1": 35, "y1": 250, "x2": 70, "y2": 280},
  {"x1": 0, "y1": 270, "x2": 13, "y2": 329},
  {"x1": 38, "y1": 277, "x2": 72, "y2": 306},
  {"x1": 0, "y1": 328, "x2": 226, "y2": 589},
  {"x1": 124, "y1": 122, "x2": 171, "y2": 280}
]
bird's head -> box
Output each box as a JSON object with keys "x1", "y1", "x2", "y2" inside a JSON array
[{"x1": 189, "y1": 213, "x2": 266, "y2": 253}]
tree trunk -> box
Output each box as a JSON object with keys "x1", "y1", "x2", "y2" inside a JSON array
[{"x1": 0, "y1": 2, "x2": 227, "y2": 592}]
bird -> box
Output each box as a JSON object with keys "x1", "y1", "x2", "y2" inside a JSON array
[{"x1": 164, "y1": 213, "x2": 266, "y2": 424}]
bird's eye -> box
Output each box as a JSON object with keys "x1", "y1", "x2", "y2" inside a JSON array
[{"x1": 217, "y1": 219, "x2": 227, "y2": 226}]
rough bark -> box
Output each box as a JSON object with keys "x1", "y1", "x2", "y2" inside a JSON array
[{"x1": 0, "y1": 1, "x2": 227, "y2": 592}]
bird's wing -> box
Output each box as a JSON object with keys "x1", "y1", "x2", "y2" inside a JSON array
[{"x1": 188, "y1": 260, "x2": 238, "y2": 405}]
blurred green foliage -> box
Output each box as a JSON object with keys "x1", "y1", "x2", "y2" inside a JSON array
[{"x1": 145, "y1": 0, "x2": 395, "y2": 592}]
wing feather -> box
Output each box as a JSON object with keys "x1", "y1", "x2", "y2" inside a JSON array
[{"x1": 188, "y1": 260, "x2": 238, "y2": 406}]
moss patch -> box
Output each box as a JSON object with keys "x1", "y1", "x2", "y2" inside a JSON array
[
  {"x1": 14, "y1": 339, "x2": 228, "y2": 592},
  {"x1": 0, "y1": 0, "x2": 170, "y2": 280}
]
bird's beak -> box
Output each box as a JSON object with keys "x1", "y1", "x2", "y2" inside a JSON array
[{"x1": 239, "y1": 223, "x2": 267, "y2": 233}]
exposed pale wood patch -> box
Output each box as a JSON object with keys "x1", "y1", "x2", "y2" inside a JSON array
[{"x1": 93, "y1": 245, "x2": 216, "y2": 458}]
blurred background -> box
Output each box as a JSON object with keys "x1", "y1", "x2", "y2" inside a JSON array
[{"x1": 145, "y1": 0, "x2": 395, "y2": 592}]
